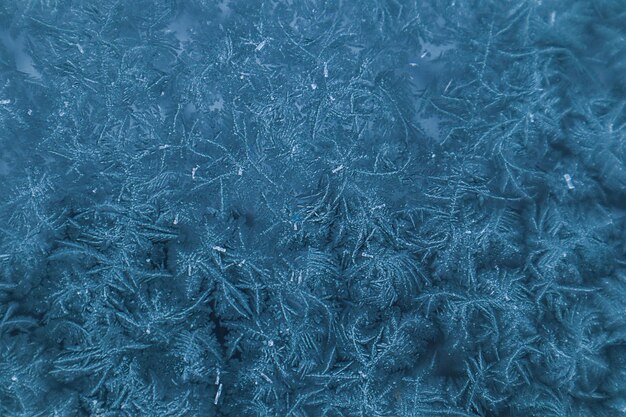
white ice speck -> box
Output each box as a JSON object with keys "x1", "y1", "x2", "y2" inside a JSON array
[
  {"x1": 255, "y1": 39, "x2": 267, "y2": 51},
  {"x1": 212, "y1": 245, "x2": 227, "y2": 253},
  {"x1": 311, "y1": 83, "x2": 317, "y2": 90},
  {"x1": 192, "y1": 166, "x2": 199, "y2": 180},
  {"x1": 76, "y1": 44, "x2": 84, "y2": 54},
  {"x1": 0, "y1": 99, "x2": 11, "y2": 105},
  {"x1": 332, "y1": 165, "x2": 343, "y2": 174},
  {"x1": 214, "y1": 383, "x2": 223, "y2": 405},
  {"x1": 563, "y1": 174, "x2": 574, "y2": 190},
  {"x1": 323, "y1": 62, "x2": 328, "y2": 78}
]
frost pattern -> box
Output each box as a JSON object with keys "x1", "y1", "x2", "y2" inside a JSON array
[{"x1": 0, "y1": 1, "x2": 624, "y2": 416}]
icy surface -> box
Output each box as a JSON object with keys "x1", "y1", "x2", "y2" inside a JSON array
[{"x1": 0, "y1": 1, "x2": 625, "y2": 416}]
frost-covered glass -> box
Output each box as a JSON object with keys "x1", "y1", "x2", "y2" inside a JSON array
[{"x1": 0, "y1": 1, "x2": 624, "y2": 416}]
